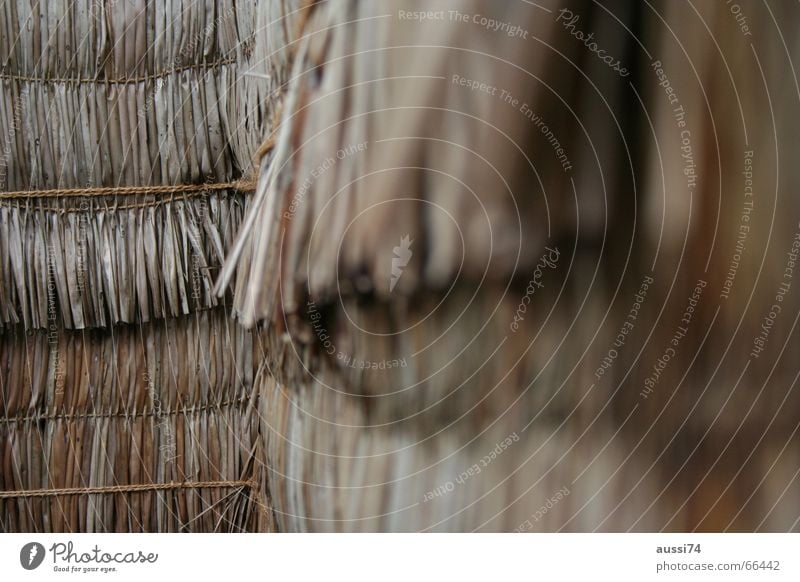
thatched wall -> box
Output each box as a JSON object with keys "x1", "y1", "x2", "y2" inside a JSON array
[
  {"x1": 222, "y1": 0, "x2": 800, "y2": 531},
  {"x1": 0, "y1": 0, "x2": 303, "y2": 532},
  {"x1": 3, "y1": 0, "x2": 800, "y2": 533},
  {"x1": 0, "y1": 309, "x2": 271, "y2": 532}
]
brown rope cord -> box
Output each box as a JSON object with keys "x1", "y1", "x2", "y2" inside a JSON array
[
  {"x1": 0, "y1": 56, "x2": 236, "y2": 85},
  {"x1": 0, "y1": 480, "x2": 256, "y2": 499},
  {"x1": 253, "y1": 133, "x2": 277, "y2": 168},
  {"x1": 0, "y1": 179, "x2": 257, "y2": 200},
  {"x1": 0, "y1": 397, "x2": 252, "y2": 424},
  {"x1": 0, "y1": 192, "x2": 238, "y2": 212}
]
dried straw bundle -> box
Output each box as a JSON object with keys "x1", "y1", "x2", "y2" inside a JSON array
[
  {"x1": 221, "y1": 0, "x2": 650, "y2": 531},
  {"x1": 220, "y1": 0, "x2": 594, "y2": 323},
  {"x1": 0, "y1": 190, "x2": 247, "y2": 330},
  {"x1": 223, "y1": 0, "x2": 800, "y2": 531},
  {"x1": 0, "y1": 308, "x2": 273, "y2": 532}
]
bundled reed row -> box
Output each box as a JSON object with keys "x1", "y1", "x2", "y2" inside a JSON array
[
  {"x1": 256, "y1": 279, "x2": 663, "y2": 531},
  {"x1": 0, "y1": 309, "x2": 272, "y2": 532},
  {"x1": 258, "y1": 266, "x2": 800, "y2": 531},
  {"x1": 260, "y1": 371, "x2": 668, "y2": 532},
  {"x1": 0, "y1": 190, "x2": 247, "y2": 330}
]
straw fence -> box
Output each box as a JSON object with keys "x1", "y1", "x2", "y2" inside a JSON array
[{"x1": 0, "y1": 0, "x2": 303, "y2": 531}]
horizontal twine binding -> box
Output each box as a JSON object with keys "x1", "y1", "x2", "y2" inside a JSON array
[
  {"x1": 0, "y1": 179, "x2": 257, "y2": 200},
  {"x1": 253, "y1": 133, "x2": 277, "y2": 168},
  {"x1": 0, "y1": 398, "x2": 253, "y2": 424},
  {"x1": 0, "y1": 480, "x2": 256, "y2": 499},
  {"x1": 18, "y1": 193, "x2": 220, "y2": 213},
  {"x1": 0, "y1": 57, "x2": 236, "y2": 86}
]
